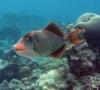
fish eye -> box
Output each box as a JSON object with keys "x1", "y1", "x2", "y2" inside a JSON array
[{"x1": 24, "y1": 34, "x2": 33, "y2": 42}]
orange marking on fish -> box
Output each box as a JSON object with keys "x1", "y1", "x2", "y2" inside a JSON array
[
  {"x1": 15, "y1": 42, "x2": 25, "y2": 51},
  {"x1": 68, "y1": 29, "x2": 85, "y2": 45}
]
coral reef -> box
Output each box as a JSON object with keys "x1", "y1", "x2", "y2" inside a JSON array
[
  {"x1": 0, "y1": 13, "x2": 100, "y2": 90},
  {"x1": 75, "y1": 13, "x2": 100, "y2": 29},
  {"x1": 35, "y1": 69, "x2": 66, "y2": 90},
  {"x1": 74, "y1": 13, "x2": 100, "y2": 50},
  {"x1": 0, "y1": 78, "x2": 35, "y2": 90}
]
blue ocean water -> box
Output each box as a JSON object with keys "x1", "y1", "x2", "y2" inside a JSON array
[{"x1": 0, "y1": 0, "x2": 99, "y2": 22}]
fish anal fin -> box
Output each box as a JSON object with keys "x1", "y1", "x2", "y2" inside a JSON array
[
  {"x1": 44, "y1": 23, "x2": 64, "y2": 37},
  {"x1": 51, "y1": 45, "x2": 66, "y2": 58}
]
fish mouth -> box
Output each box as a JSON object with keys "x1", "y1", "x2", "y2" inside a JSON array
[
  {"x1": 15, "y1": 48, "x2": 28, "y2": 56},
  {"x1": 13, "y1": 44, "x2": 26, "y2": 52},
  {"x1": 15, "y1": 48, "x2": 25, "y2": 52}
]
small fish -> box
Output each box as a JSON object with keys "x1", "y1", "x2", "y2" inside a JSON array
[
  {"x1": 14, "y1": 23, "x2": 67, "y2": 59},
  {"x1": 67, "y1": 28, "x2": 86, "y2": 45}
]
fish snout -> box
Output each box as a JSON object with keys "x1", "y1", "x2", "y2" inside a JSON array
[
  {"x1": 13, "y1": 39, "x2": 26, "y2": 52},
  {"x1": 15, "y1": 43, "x2": 25, "y2": 51}
]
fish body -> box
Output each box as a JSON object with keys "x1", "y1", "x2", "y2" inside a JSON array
[{"x1": 14, "y1": 23, "x2": 67, "y2": 59}]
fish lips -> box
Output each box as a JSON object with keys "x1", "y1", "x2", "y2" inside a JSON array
[{"x1": 13, "y1": 39, "x2": 26, "y2": 52}]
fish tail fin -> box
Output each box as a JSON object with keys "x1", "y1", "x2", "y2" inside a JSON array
[{"x1": 65, "y1": 28, "x2": 86, "y2": 45}]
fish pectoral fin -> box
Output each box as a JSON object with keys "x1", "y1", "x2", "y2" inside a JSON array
[
  {"x1": 51, "y1": 44, "x2": 66, "y2": 58},
  {"x1": 44, "y1": 23, "x2": 64, "y2": 37}
]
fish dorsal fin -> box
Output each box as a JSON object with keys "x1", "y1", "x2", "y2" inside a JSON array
[
  {"x1": 51, "y1": 44, "x2": 66, "y2": 58},
  {"x1": 44, "y1": 23, "x2": 64, "y2": 37}
]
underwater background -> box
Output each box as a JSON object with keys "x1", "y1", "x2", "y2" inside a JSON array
[
  {"x1": 0, "y1": 0, "x2": 100, "y2": 21},
  {"x1": 0, "y1": 0, "x2": 100, "y2": 90}
]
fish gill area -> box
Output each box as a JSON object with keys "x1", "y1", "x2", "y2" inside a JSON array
[{"x1": 0, "y1": 13, "x2": 100, "y2": 90}]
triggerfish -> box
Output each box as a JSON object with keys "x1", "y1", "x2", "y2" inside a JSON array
[{"x1": 14, "y1": 23, "x2": 67, "y2": 59}]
